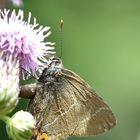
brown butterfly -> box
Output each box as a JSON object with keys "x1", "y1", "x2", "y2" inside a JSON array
[{"x1": 27, "y1": 57, "x2": 116, "y2": 140}]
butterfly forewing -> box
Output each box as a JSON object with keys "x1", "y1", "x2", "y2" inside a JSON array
[{"x1": 27, "y1": 57, "x2": 116, "y2": 140}]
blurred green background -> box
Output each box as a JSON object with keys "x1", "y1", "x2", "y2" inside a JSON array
[{"x1": 1, "y1": 0, "x2": 140, "y2": 140}]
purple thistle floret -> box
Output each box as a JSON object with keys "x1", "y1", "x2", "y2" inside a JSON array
[{"x1": 0, "y1": 9, "x2": 55, "y2": 79}]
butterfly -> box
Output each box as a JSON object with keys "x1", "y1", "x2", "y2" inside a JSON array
[{"x1": 27, "y1": 56, "x2": 116, "y2": 140}]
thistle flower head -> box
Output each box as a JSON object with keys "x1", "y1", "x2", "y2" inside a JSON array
[
  {"x1": 0, "y1": 9, "x2": 55, "y2": 79},
  {"x1": 0, "y1": 52, "x2": 19, "y2": 117},
  {"x1": 6, "y1": 110, "x2": 36, "y2": 140}
]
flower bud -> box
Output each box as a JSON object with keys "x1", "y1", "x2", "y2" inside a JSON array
[{"x1": 6, "y1": 110, "x2": 36, "y2": 140}]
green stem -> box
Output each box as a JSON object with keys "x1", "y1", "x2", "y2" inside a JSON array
[{"x1": 0, "y1": 115, "x2": 11, "y2": 124}]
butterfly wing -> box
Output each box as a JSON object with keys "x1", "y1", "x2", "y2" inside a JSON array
[
  {"x1": 29, "y1": 69, "x2": 116, "y2": 140},
  {"x1": 28, "y1": 68, "x2": 116, "y2": 140},
  {"x1": 60, "y1": 68, "x2": 116, "y2": 136}
]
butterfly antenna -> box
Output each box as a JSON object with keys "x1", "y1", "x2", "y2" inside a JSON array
[{"x1": 60, "y1": 18, "x2": 63, "y2": 58}]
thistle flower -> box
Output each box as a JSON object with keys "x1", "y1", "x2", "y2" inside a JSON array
[
  {"x1": 0, "y1": 52, "x2": 19, "y2": 117},
  {"x1": 0, "y1": 9, "x2": 55, "y2": 79},
  {"x1": 9, "y1": 0, "x2": 23, "y2": 7},
  {"x1": 6, "y1": 110, "x2": 36, "y2": 140}
]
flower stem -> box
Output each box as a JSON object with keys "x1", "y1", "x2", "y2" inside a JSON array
[
  {"x1": 19, "y1": 83, "x2": 36, "y2": 99},
  {"x1": 0, "y1": 115, "x2": 11, "y2": 124}
]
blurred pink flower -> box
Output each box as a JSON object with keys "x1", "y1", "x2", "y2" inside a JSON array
[
  {"x1": 9, "y1": 0, "x2": 23, "y2": 7},
  {"x1": 0, "y1": 9, "x2": 55, "y2": 79}
]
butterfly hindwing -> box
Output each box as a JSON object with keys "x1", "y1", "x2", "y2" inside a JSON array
[{"x1": 61, "y1": 69, "x2": 116, "y2": 135}]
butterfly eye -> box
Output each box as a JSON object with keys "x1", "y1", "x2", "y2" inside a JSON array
[
  {"x1": 54, "y1": 60, "x2": 60, "y2": 65},
  {"x1": 50, "y1": 56, "x2": 60, "y2": 62},
  {"x1": 38, "y1": 132, "x2": 49, "y2": 140}
]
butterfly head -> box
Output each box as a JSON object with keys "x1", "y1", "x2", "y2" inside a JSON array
[
  {"x1": 48, "y1": 56, "x2": 63, "y2": 68},
  {"x1": 38, "y1": 56, "x2": 63, "y2": 83}
]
